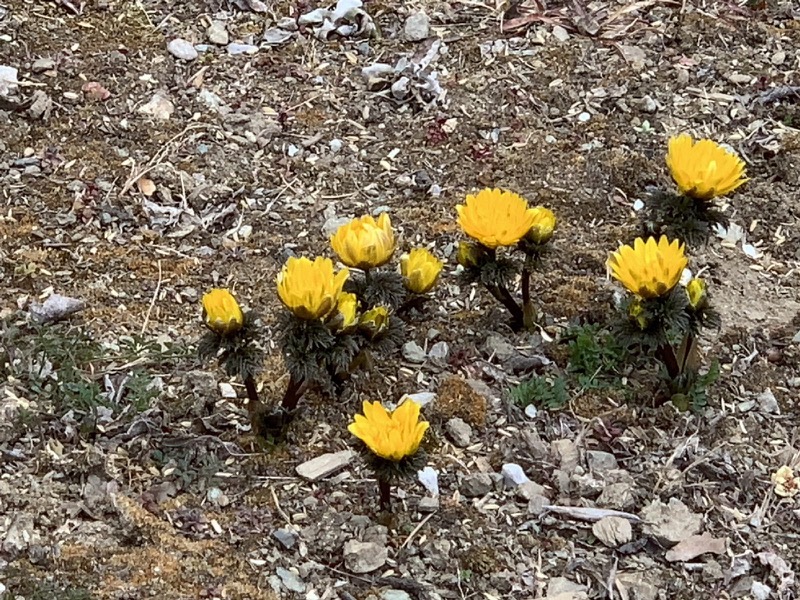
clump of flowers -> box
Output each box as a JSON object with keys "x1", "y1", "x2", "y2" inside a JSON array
[
  {"x1": 608, "y1": 235, "x2": 720, "y2": 409},
  {"x1": 272, "y1": 212, "x2": 443, "y2": 430},
  {"x1": 456, "y1": 188, "x2": 557, "y2": 331},
  {"x1": 197, "y1": 288, "x2": 267, "y2": 435},
  {"x1": 349, "y1": 397, "x2": 429, "y2": 510},
  {"x1": 644, "y1": 133, "x2": 748, "y2": 240}
]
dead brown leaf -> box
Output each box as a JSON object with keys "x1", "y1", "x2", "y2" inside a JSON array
[
  {"x1": 137, "y1": 178, "x2": 157, "y2": 197},
  {"x1": 665, "y1": 533, "x2": 727, "y2": 562}
]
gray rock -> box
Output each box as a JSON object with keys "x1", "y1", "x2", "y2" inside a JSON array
[
  {"x1": 552, "y1": 439, "x2": 579, "y2": 472},
  {"x1": 516, "y1": 481, "x2": 547, "y2": 502},
  {"x1": 322, "y1": 216, "x2": 350, "y2": 236},
  {"x1": 264, "y1": 27, "x2": 294, "y2": 45},
  {"x1": 404, "y1": 12, "x2": 430, "y2": 41},
  {"x1": 32, "y1": 57, "x2": 56, "y2": 72},
  {"x1": 138, "y1": 91, "x2": 175, "y2": 120},
  {"x1": 641, "y1": 498, "x2": 702, "y2": 544},
  {"x1": 402, "y1": 341, "x2": 426, "y2": 363},
  {"x1": 382, "y1": 590, "x2": 412, "y2": 600},
  {"x1": 273, "y1": 528, "x2": 298, "y2": 549},
  {"x1": 592, "y1": 516, "x2": 632, "y2": 547},
  {"x1": 445, "y1": 417, "x2": 472, "y2": 448},
  {"x1": 227, "y1": 43, "x2": 259, "y2": 55},
  {"x1": 29, "y1": 293, "x2": 85, "y2": 323},
  {"x1": 641, "y1": 95, "x2": 657, "y2": 113},
  {"x1": 344, "y1": 540, "x2": 387, "y2": 573},
  {"x1": 418, "y1": 496, "x2": 439, "y2": 513},
  {"x1": 547, "y1": 577, "x2": 588, "y2": 597},
  {"x1": 501, "y1": 463, "x2": 530, "y2": 487},
  {"x1": 586, "y1": 450, "x2": 618, "y2": 475},
  {"x1": 551, "y1": 25, "x2": 570, "y2": 42},
  {"x1": 405, "y1": 391, "x2": 436, "y2": 408},
  {"x1": 597, "y1": 482, "x2": 635, "y2": 510},
  {"x1": 167, "y1": 38, "x2": 198, "y2": 60},
  {"x1": 206, "y1": 487, "x2": 230, "y2": 507},
  {"x1": 296, "y1": 450, "x2": 353, "y2": 481},
  {"x1": 428, "y1": 341, "x2": 449, "y2": 363},
  {"x1": 757, "y1": 388, "x2": 779, "y2": 414},
  {"x1": 527, "y1": 494, "x2": 548, "y2": 515},
  {"x1": 484, "y1": 333, "x2": 517, "y2": 362},
  {"x1": 276, "y1": 567, "x2": 305, "y2": 593},
  {"x1": 461, "y1": 473, "x2": 493, "y2": 497},
  {"x1": 207, "y1": 21, "x2": 229, "y2": 45}
]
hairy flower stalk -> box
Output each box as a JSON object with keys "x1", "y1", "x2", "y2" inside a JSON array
[
  {"x1": 608, "y1": 237, "x2": 719, "y2": 409},
  {"x1": 456, "y1": 190, "x2": 556, "y2": 332},
  {"x1": 349, "y1": 399, "x2": 429, "y2": 510},
  {"x1": 198, "y1": 288, "x2": 268, "y2": 437}
]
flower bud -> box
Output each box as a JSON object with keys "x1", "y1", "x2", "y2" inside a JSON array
[
  {"x1": 359, "y1": 306, "x2": 390, "y2": 338},
  {"x1": 628, "y1": 298, "x2": 648, "y2": 330},
  {"x1": 456, "y1": 241, "x2": 484, "y2": 269},
  {"x1": 686, "y1": 278, "x2": 707, "y2": 310},
  {"x1": 525, "y1": 206, "x2": 556, "y2": 244},
  {"x1": 202, "y1": 289, "x2": 244, "y2": 335},
  {"x1": 400, "y1": 248, "x2": 443, "y2": 294}
]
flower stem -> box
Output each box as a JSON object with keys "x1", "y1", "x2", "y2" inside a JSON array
[
  {"x1": 485, "y1": 283, "x2": 524, "y2": 330},
  {"x1": 243, "y1": 374, "x2": 268, "y2": 437},
  {"x1": 397, "y1": 294, "x2": 427, "y2": 316},
  {"x1": 280, "y1": 373, "x2": 307, "y2": 412},
  {"x1": 521, "y1": 261, "x2": 537, "y2": 331},
  {"x1": 378, "y1": 478, "x2": 391, "y2": 510},
  {"x1": 656, "y1": 343, "x2": 680, "y2": 381}
]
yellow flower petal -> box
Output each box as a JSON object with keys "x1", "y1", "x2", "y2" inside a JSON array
[
  {"x1": 456, "y1": 188, "x2": 536, "y2": 248},
  {"x1": 400, "y1": 248, "x2": 443, "y2": 294},
  {"x1": 276, "y1": 256, "x2": 349, "y2": 320},
  {"x1": 607, "y1": 235, "x2": 687, "y2": 298},
  {"x1": 202, "y1": 288, "x2": 244, "y2": 335},
  {"x1": 331, "y1": 214, "x2": 396, "y2": 269},
  {"x1": 666, "y1": 133, "x2": 748, "y2": 200},
  {"x1": 347, "y1": 398, "x2": 428, "y2": 461}
]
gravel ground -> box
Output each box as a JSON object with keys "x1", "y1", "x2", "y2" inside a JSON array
[{"x1": 1, "y1": 0, "x2": 800, "y2": 598}]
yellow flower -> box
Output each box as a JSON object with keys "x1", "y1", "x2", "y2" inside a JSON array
[
  {"x1": 526, "y1": 206, "x2": 557, "y2": 244},
  {"x1": 331, "y1": 213, "x2": 395, "y2": 269},
  {"x1": 359, "y1": 305, "x2": 390, "y2": 338},
  {"x1": 628, "y1": 298, "x2": 648, "y2": 330},
  {"x1": 400, "y1": 248, "x2": 443, "y2": 294},
  {"x1": 202, "y1": 288, "x2": 244, "y2": 335},
  {"x1": 772, "y1": 466, "x2": 800, "y2": 498},
  {"x1": 333, "y1": 292, "x2": 359, "y2": 330},
  {"x1": 686, "y1": 278, "x2": 707, "y2": 309},
  {"x1": 456, "y1": 188, "x2": 536, "y2": 248},
  {"x1": 277, "y1": 256, "x2": 349, "y2": 320},
  {"x1": 456, "y1": 241, "x2": 484, "y2": 268},
  {"x1": 348, "y1": 398, "x2": 429, "y2": 461},
  {"x1": 608, "y1": 236, "x2": 687, "y2": 299},
  {"x1": 666, "y1": 133, "x2": 748, "y2": 200}
]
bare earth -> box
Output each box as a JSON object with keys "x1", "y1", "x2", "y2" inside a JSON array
[{"x1": 1, "y1": 0, "x2": 799, "y2": 598}]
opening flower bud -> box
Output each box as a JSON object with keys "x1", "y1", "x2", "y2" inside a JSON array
[
  {"x1": 359, "y1": 306, "x2": 390, "y2": 338},
  {"x1": 686, "y1": 278, "x2": 707, "y2": 310},
  {"x1": 330, "y1": 292, "x2": 359, "y2": 331},
  {"x1": 202, "y1": 288, "x2": 244, "y2": 335},
  {"x1": 525, "y1": 206, "x2": 556, "y2": 244},
  {"x1": 400, "y1": 248, "x2": 443, "y2": 294},
  {"x1": 627, "y1": 298, "x2": 648, "y2": 330}
]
